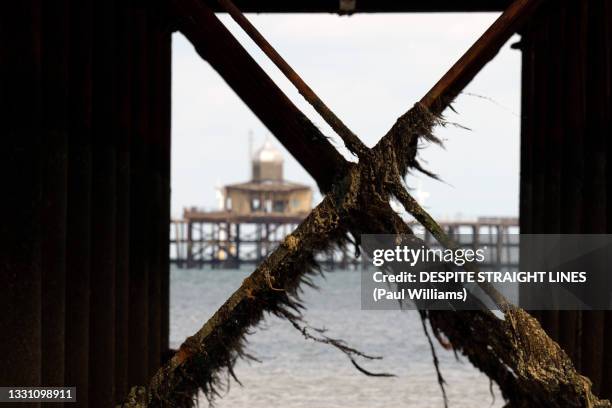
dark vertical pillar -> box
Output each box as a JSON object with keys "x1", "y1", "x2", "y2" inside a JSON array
[
  {"x1": 129, "y1": 2, "x2": 151, "y2": 385},
  {"x1": 520, "y1": 5, "x2": 550, "y2": 324},
  {"x1": 115, "y1": 0, "x2": 133, "y2": 402},
  {"x1": 148, "y1": 12, "x2": 163, "y2": 376},
  {"x1": 581, "y1": 0, "x2": 607, "y2": 395},
  {"x1": 530, "y1": 11, "x2": 548, "y2": 326},
  {"x1": 0, "y1": 1, "x2": 43, "y2": 402},
  {"x1": 90, "y1": 0, "x2": 117, "y2": 405},
  {"x1": 603, "y1": 1, "x2": 612, "y2": 398},
  {"x1": 152, "y1": 0, "x2": 172, "y2": 369},
  {"x1": 518, "y1": 7, "x2": 535, "y2": 311},
  {"x1": 235, "y1": 223, "x2": 242, "y2": 268},
  {"x1": 537, "y1": 2, "x2": 561, "y2": 340},
  {"x1": 187, "y1": 221, "x2": 193, "y2": 267},
  {"x1": 65, "y1": 0, "x2": 93, "y2": 404},
  {"x1": 41, "y1": 0, "x2": 69, "y2": 394},
  {"x1": 542, "y1": 4, "x2": 564, "y2": 238},
  {"x1": 159, "y1": 9, "x2": 173, "y2": 358},
  {"x1": 520, "y1": 0, "x2": 612, "y2": 397},
  {"x1": 558, "y1": 0, "x2": 588, "y2": 370}
]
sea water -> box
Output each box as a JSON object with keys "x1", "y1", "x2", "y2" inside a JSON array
[{"x1": 170, "y1": 266, "x2": 503, "y2": 408}]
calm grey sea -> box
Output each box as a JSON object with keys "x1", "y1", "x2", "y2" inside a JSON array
[{"x1": 170, "y1": 267, "x2": 503, "y2": 408}]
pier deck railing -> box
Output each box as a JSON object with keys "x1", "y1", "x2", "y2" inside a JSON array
[{"x1": 170, "y1": 214, "x2": 519, "y2": 270}]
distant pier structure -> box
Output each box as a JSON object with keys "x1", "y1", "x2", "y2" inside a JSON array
[
  {"x1": 172, "y1": 139, "x2": 319, "y2": 268},
  {"x1": 170, "y1": 140, "x2": 519, "y2": 269}
]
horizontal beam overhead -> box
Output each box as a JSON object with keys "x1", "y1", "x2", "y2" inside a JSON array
[{"x1": 205, "y1": 0, "x2": 513, "y2": 13}]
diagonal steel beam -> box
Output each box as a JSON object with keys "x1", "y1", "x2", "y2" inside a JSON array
[
  {"x1": 130, "y1": 2, "x2": 611, "y2": 406},
  {"x1": 212, "y1": 0, "x2": 538, "y2": 287},
  {"x1": 421, "y1": 0, "x2": 542, "y2": 114},
  {"x1": 170, "y1": 0, "x2": 348, "y2": 193},
  {"x1": 170, "y1": 0, "x2": 544, "y2": 316},
  {"x1": 175, "y1": 0, "x2": 539, "y2": 197},
  {"x1": 377, "y1": 0, "x2": 542, "y2": 150},
  {"x1": 171, "y1": 0, "x2": 544, "y2": 320},
  {"x1": 216, "y1": 0, "x2": 369, "y2": 158},
  {"x1": 212, "y1": 0, "x2": 540, "y2": 185}
]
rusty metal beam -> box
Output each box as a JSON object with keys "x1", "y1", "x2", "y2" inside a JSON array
[
  {"x1": 216, "y1": 0, "x2": 368, "y2": 158},
  {"x1": 172, "y1": 0, "x2": 349, "y2": 193},
  {"x1": 177, "y1": 0, "x2": 538, "y2": 195},
  {"x1": 419, "y1": 0, "x2": 542, "y2": 113}
]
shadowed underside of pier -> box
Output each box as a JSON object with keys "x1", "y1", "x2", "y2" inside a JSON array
[{"x1": 1, "y1": 0, "x2": 612, "y2": 407}]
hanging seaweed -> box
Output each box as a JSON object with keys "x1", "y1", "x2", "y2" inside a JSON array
[{"x1": 123, "y1": 0, "x2": 612, "y2": 406}]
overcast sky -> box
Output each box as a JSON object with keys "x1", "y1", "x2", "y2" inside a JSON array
[{"x1": 171, "y1": 12, "x2": 521, "y2": 220}]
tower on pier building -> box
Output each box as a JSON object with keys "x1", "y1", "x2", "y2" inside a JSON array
[{"x1": 222, "y1": 139, "x2": 312, "y2": 215}]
